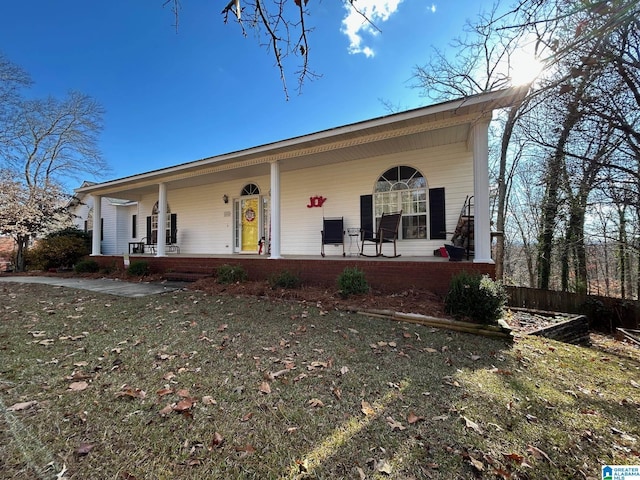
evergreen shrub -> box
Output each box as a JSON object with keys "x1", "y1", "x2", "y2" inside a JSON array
[
  {"x1": 216, "y1": 264, "x2": 247, "y2": 284},
  {"x1": 74, "y1": 259, "x2": 100, "y2": 273},
  {"x1": 445, "y1": 271, "x2": 507, "y2": 324},
  {"x1": 127, "y1": 260, "x2": 150, "y2": 277},
  {"x1": 337, "y1": 267, "x2": 369, "y2": 297},
  {"x1": 268, "y1": 270, "x2": 301, "y2": 289}
]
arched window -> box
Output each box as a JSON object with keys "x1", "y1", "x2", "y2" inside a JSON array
[
  {"x1": 374, "y1": 166, "x2": 427, "y2": 239},
  {"x1": 241, "y1": 183, "x2": 260, "y2": 196},
  {"x1": 151, "y1": 201, "x2": 171, "y2": 244}
]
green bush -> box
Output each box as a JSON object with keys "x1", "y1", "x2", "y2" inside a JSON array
[
  {"x1": 337, "y1": 267, "x2": 369, "y2": 297},
  {"x1": 216, "y1": 264, "x2": 247, "y2": 284},
  {"x1": 268, "y1": 270, "x2": 301, "y2": 289},
  {"x1": 48, "y1": 227, "x2": 92, "y2": 251},
  {"x1": 444, "y1": 271, "x2": 507, "y2": 324},
  {"x1": 27, "y1": 235, "x2": 89, "y2": 270},
  {"x1": 127, "y1": 260, "x2": 150, "y2": 277},
  {"x1": 74, "y1": 259, "x2": 100, "y2": 273}
]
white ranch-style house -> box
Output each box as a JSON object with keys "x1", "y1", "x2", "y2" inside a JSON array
[{"x1": 73, "y1": 88, "x2": 527, "y2": 264}]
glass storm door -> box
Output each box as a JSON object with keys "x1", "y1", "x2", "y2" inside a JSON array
[{"x1": 237, "y1": 197, "x2": 259, "y2": 253}]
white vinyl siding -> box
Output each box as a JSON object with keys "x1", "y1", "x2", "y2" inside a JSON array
[{"x1": 91, "y1": 141, "x2": 473, "y2": 257}]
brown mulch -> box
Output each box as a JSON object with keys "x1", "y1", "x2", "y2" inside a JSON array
[{"x1": 188, "y1": 277, "x2": 451, "y2": 319}]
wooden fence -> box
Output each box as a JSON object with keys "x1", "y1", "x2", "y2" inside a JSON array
[{"x1": 506, "y1": 286, "x2": 639, "y2": 332}]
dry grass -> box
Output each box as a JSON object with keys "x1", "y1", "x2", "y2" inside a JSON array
[{"x1": 1, "y1": 282, "x2": 639, "y2": 479}]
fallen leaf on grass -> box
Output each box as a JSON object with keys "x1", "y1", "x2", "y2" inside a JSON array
[
  {"x1": 7, "y1": 400, "x2": 38, "y2": 412},
  {"x1": 159, "y1": 404, "x2": 173, "y2": 416},
  {"x1": 361, "y1": 400, "x2": 375, "y2": 416},
  {"x1": 503, "y1": 452, "x2": 532, "y2": 468},
  {"x1": 376, "y1": 460, "x2": 393, "y2": 474},
  {"x1": 259, "y1": 382, "x2": 271, "y2": 394},
  {"x1": 173, "y1": 398, "x2": 195, "y2": 412},
  {"x1": 38, "y1": 339, "x2": 55, "y2": 346},
  {"x1": 526, "y1": 445, "x2": 555, "y2": 465},
  {"x1": 29, "y1": 331, "x2": 47, "y2": 337},
  {"x1": 75, "y1": 442, "x2": 94, "y2": 456},
  {"x1": 386, "y1": 416, "x2": 406, "y2": 431},
  {"x1": 432, "y1": 414, "x2": 449, "y2": 421},
  {"x1": 307, "y1": 361, "x2": 328, "y2": 371},
  {"x1": 468, "y1": 455, "x2": 484, "y2": 471},
  {"x1": 234, "y1": 444, "x2": 256, "y2": 455},
  {"x1": 176, "y1": 388, "x2": 190, "y2": 398},
  {"x1": 201, "y1": 395, "x2": 216, "y2": 405},
  {"x1": 209, "y1": 432, "x2": 224, "y2": 449},
  {"x1": 407, "y1": 411, "x2": 424, "y2": 424},
  {"x1": 462, "y1": 416, "x2": 483, "y2": 435},
  {"x1": 68, "y1": 381, "x2": 89, "y2": 392},
  {"x1": 308, "y1": 398, "x2": 324, "y2": 408},
  {"x1": 156, "y1": 388, "x2": 174, "y2": 397},
  {"x1": 115, "y1": 386, "x2": 146, "y2": 399},
  {"x1": 268, "y1": 369, "x2": 290, "y2": 380}
]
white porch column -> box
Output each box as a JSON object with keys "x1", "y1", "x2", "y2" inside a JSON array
[
  {"x1": 156, "y1": 183, "x2": 167, "y2": 257},
  {"x1": 472, "y1": 120, "x2": 493, "y2": 263},
  {"x1": 91, "y1": 195, "x2": 102, "y2": 256},
  {"x1": 269, "y1": 160, "x2": 282, "y2": 259}
]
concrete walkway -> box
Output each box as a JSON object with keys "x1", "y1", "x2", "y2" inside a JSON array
[{"x1": 0, "y1": 276, "x2": 185, "y2": 297}]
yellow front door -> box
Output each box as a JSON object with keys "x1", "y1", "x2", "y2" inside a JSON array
[{"x1": 241, "y1": 198, "x2": 259, "y2": 252}]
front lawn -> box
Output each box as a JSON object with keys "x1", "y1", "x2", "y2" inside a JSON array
[{"x1": 1, "y1": 282, "x2": 638, "y2": 479}]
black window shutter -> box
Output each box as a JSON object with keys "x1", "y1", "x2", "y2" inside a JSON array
[
  {"x1": 169, "y1": 214, "x2": 177, "y2": 244},
  {"x1": 101, "y1": 218, "x2": 104, "y2": 241},
  {"x1": 429, "y1": 187, "x2": 446, "y2": 240},
  {"x1": 360, "y1": 195, "x2": 373, "y2": 241},
  {"x1": 146, "y1": 216, "x2": 152, "y2": 244},
  {"x1": 84, "y1": 220, "x2": 88, "y2": 233},
  {"x1": 132, "y1": 215, "x2": 137, "y2": 238}
]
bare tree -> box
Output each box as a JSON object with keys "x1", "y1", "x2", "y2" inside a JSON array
[
  {"x1": 0, "y1": 58, "x2": 108, "y2": 271},
  {"x1": 6, "y1": 92, "x2": 107, "y2": 189},
  {"x1": 411, "y1": 4, "x2": 540, "y2": 281},
  {"x1": 0, "y1": 53, "x2": 31, "y2": 151},
  {"x1": 164, "y1": 0, "x2": 376, "y2": 98}
]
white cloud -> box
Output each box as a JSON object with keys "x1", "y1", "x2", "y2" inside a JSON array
[
  {"x1": 341, "y1": 0, "x2": 403, "y2": 57},
  {"x1": 430, "y1": 4, "x2": 436, "y2": 13}
]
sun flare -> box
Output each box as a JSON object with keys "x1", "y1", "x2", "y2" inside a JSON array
[{"x1": 509, "y1": 50, "x2": 544, "y2": 85}]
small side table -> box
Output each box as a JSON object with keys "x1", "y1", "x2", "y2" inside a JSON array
[
  {"x1": 129, "y1": 242, "x2": 145, "y2": 254},
  {"x1": 347, "y1": 228, "x2": 360, "y2": 256}
]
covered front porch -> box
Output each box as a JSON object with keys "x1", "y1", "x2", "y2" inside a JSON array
[{"x1": 95, "y1": 253, "x2": 493, "y2": 296}]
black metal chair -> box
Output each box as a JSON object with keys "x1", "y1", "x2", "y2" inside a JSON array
[
  {"x1": 360, "y1": 210, "x2": 402, "y2": 258},
  {"x1": 321, "y1": 217, "x2": 345, "y2": 257}
]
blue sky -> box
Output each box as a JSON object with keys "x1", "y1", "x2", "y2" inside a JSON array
[{"x1": 1, "y1": 0, "x2": 492, "y2": 185}]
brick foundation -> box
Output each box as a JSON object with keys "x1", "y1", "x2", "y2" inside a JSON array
[{"x1": 92, "y1": 255, "x2": 494, "y2": 296}]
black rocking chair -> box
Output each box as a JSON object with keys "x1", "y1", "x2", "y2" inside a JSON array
[
  {"x1": 321, "y1": 217, "x2": 346, "y2": 257},
  {"x1": 360, "y1": 210, "x2": 402, "y2": 258}
]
